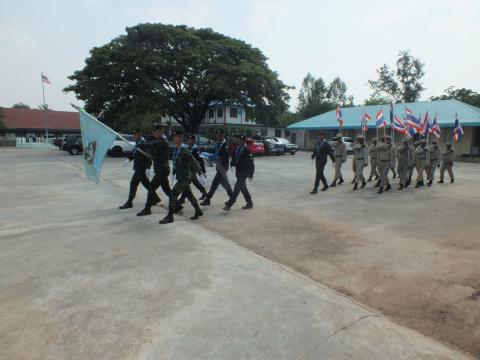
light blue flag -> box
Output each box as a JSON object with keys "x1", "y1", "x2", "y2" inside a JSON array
[{"x1": 78, "y1": 108, "x2": 118, "y2": 184}]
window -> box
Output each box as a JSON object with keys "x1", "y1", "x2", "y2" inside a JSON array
[
  {"x1": 208, "y1": 109, "x2": 214, "y2": 118},
  {"x1": 229, "y1": 107, "x2": 238, "y2": 118},
  {"x1": 285, "y1": 130, "x2": 290, "y2": 137},
  {"x1": 217, "y1": 108, "x2": 223, "y2": 118},
  {"x1": 275, "y1": 129, "x2": 282, "y2": 137}
]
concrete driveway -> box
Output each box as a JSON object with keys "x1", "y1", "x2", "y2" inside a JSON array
[{"x1": 0, "y1": 149, "x2": 477, "y2": 359}]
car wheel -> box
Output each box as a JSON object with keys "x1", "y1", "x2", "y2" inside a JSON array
[
  {"x1": 69, "y1": 147, "x2": 79, "y2": 155},
  {"x1": 111, "y1": 146, "x2": 123, "y2": 157}
]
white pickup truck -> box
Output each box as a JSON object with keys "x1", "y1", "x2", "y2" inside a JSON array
[
  {"x1": 108, "y1": 134, "x2": 136, "y2": 157},
  {"x1": 328, "y1": 136, "x2": 354, "y2": 154}
]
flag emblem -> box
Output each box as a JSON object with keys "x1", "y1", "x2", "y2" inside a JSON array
[
  {"x1": 453, "y1": 114, "x2": 464, "y2": 144},
  {"x1": 41, "y1": 73, "x2": 51, "y2": 84},
  {"x1": 376, "y1": 109, "x2": 386, "y2": 128}
]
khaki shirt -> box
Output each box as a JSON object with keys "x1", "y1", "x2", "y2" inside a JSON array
[
  {"x1": 415, "y1": 146, "x2": 430, "y2": 162},
  {"x1": 442, "y1": 148, "x2": 455, "y2": 163},
  {"x1": 396, "y1": 144, "x2": 410, "y2": 166},
  {"x1": 368, "y1": 144, "x2": 377, "y2": 159},
  {"x1": 377, "y1": 143, "x2": 393, "y2": 161},
  {"x1": 353, "y1": 143, "x2": 368, "y2": 162},
  {"x1": 429, "y1": 145, "x2": 441, "y2": 161},
  {"x1": 334, "y1": 142, "x2": 347, "y2": 161}
]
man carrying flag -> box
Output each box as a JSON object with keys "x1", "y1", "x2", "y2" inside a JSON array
[
  {"x1": 336, "y1": 107, "x2": 344, "y2": 129},
  {"x1": 438, "y1": 142, "x2": 455, "y2": 183},
  {"x1": 427, "y1": 139, "x2": 441, "y2": 186}
]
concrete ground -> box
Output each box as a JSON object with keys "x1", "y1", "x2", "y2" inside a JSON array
[{"x1": 0, "y1": 149, "x2": 478, "y2": 360}]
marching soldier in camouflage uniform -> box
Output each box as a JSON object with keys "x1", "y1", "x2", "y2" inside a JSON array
[
  {"x1": 352, "y1": 134, "x2": 368, "y2": 190},
  {"x1": 159, "y1": 130, "x2": 203, "y2": 224},
  {"x1": 376, "y1": 135, "x2": 393, "y2": 194},
  {"x1": 178, "y1": 135, "x2": 208, "y2": 204},
  {"x1": 367, "y1": 137, "x2": 379, "y2": 182},
  {"x1": 427, "y1": 139, "x2": 441, "y2": 186},
  {"x1": 136, "y1": 124, "x2": 171, "y2": 216},
  {"x1": 438, "y1": 142, "x2": 455, "y2": 183},
  {"x1": 396, "y1": 138, "x2": 410, "y2": 190},
  {"x1": 415, "y1": 139, "x2": 430, "y2": 188},
  {"x1": 331, "y1": 133, "x2": 346, "y2": 187}
]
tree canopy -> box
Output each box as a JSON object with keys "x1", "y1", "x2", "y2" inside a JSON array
[
  {"x1": 12, "y1": 102, "x2": 31, "y2": 110},
  {"x1": 65, "y1": 23, "x2": 291, "y2": 132},
  {"x1": 368, "y1": 50, "x2": 425, "y2": 103},
  {"x1": 430, "y1": 86, "x2": 480, "y2": 108}
]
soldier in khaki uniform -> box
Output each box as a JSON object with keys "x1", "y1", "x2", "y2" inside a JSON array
[
  {"x1": 438, "y1": 142, "x2": 455, "y2": 183},
  {"x1": 415, "y1": 139, "x2": 430, "y2": 188},
  {"x1": 407, "y1": 140, "x2": 418, "y2": 187},
  {"x1": 376, "y1": 135, "x2": 393, "y2": 194},
  {"x1": 331, "y1": 133, "x2": 346, "y2": 187},
  {"x1": 427, "y1": 139, "x2": 441, "y2": 186},
  {"x1": 367, "y1": 137, "x2": 379, "y2": 182},
  {"x1": 396, "y1": 138, "x2": 410, "y2": 190},
  {"x1": 375, "y1": 136, "x2": 385, "y2": 188},
  {"x1": 352, "y1": 134, "x2": 368, "y2": 190}
]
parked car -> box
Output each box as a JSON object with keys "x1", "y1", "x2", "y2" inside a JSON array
[
  {"x1": 61, "y1": 135, "x2": 83, "y2": 155},
  {"x1": 276, "y1": 137, "x2": 298, "y2": 155},
  {"x1": 229, "y1": 137, "x2": 265, "y2": 157},
  {"x1": 252, "y1": 135, "x2": 284, "y2": 155},
  {"x1": 108, "y1": 134, "x2": 136, "y2": 157},
  {"x1": 329, "y1": 136, "x2": 354, "y2": 154},
  {"x1": 168, "y1": 134, "x2": 216, "y2": 158}
]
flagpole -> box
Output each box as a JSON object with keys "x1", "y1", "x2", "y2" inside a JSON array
[{"x1": 41, "y1": 74, "x2": 49, "y2": 143}]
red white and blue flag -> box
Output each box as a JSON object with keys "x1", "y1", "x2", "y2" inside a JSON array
[
  {"x1": 421, "y1": 111, "x2": 432, "y2": 136},
  {"x1": 430, "y1": 113, "x2": 441, "y2": 138},
  {"x1": 336, "y1": 107, "x2": 344, "y2": 128},
  {"x1": 362, "y1": 112, "x2": 371, "y2": 132},
  {"x1": 405, "y1": 107, "x2": 421, "y2": 131},
  {"x1": 41, "y1": 73, "x2": 51, "y2": 84},
  {"x1": 376, "y1": 109, "x2": 386, "y2": 128},
  {"x1": 453, "y1": 114, "x2": 464, "y2": 144},
  {"x1": 393, "y1": 114, "x2": 406, "y2": 134}
]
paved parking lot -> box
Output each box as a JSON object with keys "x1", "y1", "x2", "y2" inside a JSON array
[{"x1": 0, "y1": 148, "x2": 478, "y2": 359}]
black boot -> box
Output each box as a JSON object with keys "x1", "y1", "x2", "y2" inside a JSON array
[
  {"x1": 353, "y1": 183, "x2": 358, "y2": 191},
  {"x1": 119, "y1": 201, "x2": 133, "y2": 209},
  {"x1": 223, "y1": 203, "x2": 232, "y2": 211},
  {"x1": 367, "y1": 176, "x2": 372, "y2": 182},
  {"x1": 361, "y1": 181, "x2": 366, "y2": 189},
  {"x1": 398, "y1": 184, "x2": 404, "y2": 190},
  {"x1": 415, "y1": 182, "x2": 420, "y2": 188},
  {"x1": 199, "y1": 193, "x2": 207, "y2": 201},
  {"x1": 427, "y1": 180, "x2": 432, "y2": 187},
  {"x1": 200, "y1": 198, "x2": 211, "y2": 206},
  {"x1": 338, "y1": 178, "x2": 344, "y2": 185},
  {"x1": 385, "y1": 184, "x2": 391, "y2": 192},
  {"x1": 351, "y1": 177, "x2": 356, "y2": 184},
  {"x1": 438, "y1": 178, "x2": 444, "y2": 183},
  {"x1": 310, "y1": 188, "x2": 318, "y2": 194},
  {"x1": 137, "y1": 208, "x2": 151, "y2": 216},
  {"x1": 174, "y1": 204, "x2": 184, "y2": 213},
  {"x1": 242, "y1": 203, "x2": 253, "y2": 209},
  {"x1": 321, "y1": 185, "x2": 329, "y2": 191},
  {"x1": 420, "y1": 180, "x2": 424, "y2": 187},
  {"x1": 451, "y1": 178, "x2": 454, "y2": 183},
  {"x1": 330, "y1": 180, "x2": 337, "y2": 187},
  {"x1": 375, "y1": 179, "x2": 381, "y2": 188},
  {"x1": 377, "y1": 187, "x2": 384, "y2": 194},
  {"x1": 159, "y1": 213, "x2": 174, "y2": 224},
  {"x1": 191, "y1": 208, "x2": 203, "y2": 220}
]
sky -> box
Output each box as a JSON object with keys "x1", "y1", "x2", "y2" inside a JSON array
[{"x1": 1, "y1": 0, "x2": 479, "y2": 112}]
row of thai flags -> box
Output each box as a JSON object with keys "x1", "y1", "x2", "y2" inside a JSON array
[{"x1": 335, "y1": 105, "x2": 464, "y2": 144}]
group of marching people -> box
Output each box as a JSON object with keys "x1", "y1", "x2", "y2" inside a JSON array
[{"x1": 311, "y1": 131, "x2": 456, "y2": 194}]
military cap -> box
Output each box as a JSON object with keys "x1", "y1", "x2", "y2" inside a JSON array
[
  {"x1": 132, "y1": 128, "x2": 141, "y2": 133},
  {"x1": 172, "y1": 129, "x2": 184, "y2": 136},
  {"x1": 356, "y1": 133, "x2": 364, "y2": 139},
  {"x1": 215, "y1": 128, "x2": 225, "y2": 135},
  {"x1": 372, "y1": 137, "x2": 378, "y2": 142},
  {"x1": 153, "y1": 123, "x2": 164, "y2": 131},
  {"x1": 186, "y1": 134, "x2": 196, "y2": 140}
]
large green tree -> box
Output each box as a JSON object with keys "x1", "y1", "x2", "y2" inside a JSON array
[
  {"x1": 430, "y1": 86, "x2": 480, "y2": 108},
  {"x1": 65, "y1": 23, "x2": 290, "y2": 132},
  {"x1": 368, "y1": 50, "x2": 425, "y2": 103},
  {"x1": 297, "y1": 73, "x2": 353, "y2": 119},
  {"x1": 12, "y1": 102, "x2": 31, "y2": 109}
]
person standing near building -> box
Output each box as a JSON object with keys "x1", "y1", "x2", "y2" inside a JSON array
[
  {"x1": 438, "y1": 142, "x2": 455, "y2": 183},
  {"x1": 223, "y1": 135, "x2": 254, "y2": 211},
  {"x1": 396, "y1": 138, "x2": 410, "y2": 190},
  {"x1": 119, "y1": 129, "x2": 156, "y2": 209},
  {"x1": 178, "y1": 135, "x2": 208, "y2": 204},
  {"x1": 330, "y1": 133, "x2": 346, "y2": 187},
  {"x1": 136, "y1": 124, "x2": 171, "y2": 216},
  {"x1": 200, "y1": 128, "x2": 233, "y2": 206},
  {"x1": 415, "y1": 139, "x2": 430, "y2": 188},
  {"x1": 352, "y1": 134, "x2": 368, "y2": 190},
  {"x1": 159, "y1": 130, "x2": 203, "y2": 224},
  {"x1": 367, "y1": 137, "x2": 379, "y2": 182},
  {"x1": 427, "y1": 139, "x2": 441, "y2": 186},
  {"x1": 376, "y1": 135, "x2": 393, "y2": 194},
  {"x1": 310, "y1": 131, "x2": 335, "y2": 194}
]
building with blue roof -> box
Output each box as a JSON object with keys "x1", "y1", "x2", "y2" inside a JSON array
[{"x1": 287, "y1": 99, "x2": 480, "y2": 158}]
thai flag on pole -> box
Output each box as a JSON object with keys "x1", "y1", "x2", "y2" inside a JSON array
[
  {"x1": 405, "y1": 107, "x2": 421, "y2": 131},
  {"x1": 453, "y1": 114, "x2": 464, "y2": 144},
  {"x1": 376, "y1": 109, "x2": 386, "y2": 128},
  {"x1": 430, "y1": 113, "x2": 441, "y2": 138},
  {"x1": 336, "y1": 107, "x2": 344, "y2": 128},
  {"x1": 393, "y1": 114, "x2": 406, "y2": 134},
  {"x1": 362, "y1": 112, "x2": 371, "y2": 132},
  {"x1": 422, "y1": 111, "x2": 432, "y2": 137},
  {"x1": 41, "y1": 73, "x2": 51, "y2": 84}
]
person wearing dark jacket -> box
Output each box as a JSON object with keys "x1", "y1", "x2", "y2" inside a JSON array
[
  {"x1": 311, "y1": 131, "x2": 335, "y2": 194},
  {"x1": 223, "y1": 135, "x2": 254, "y2": 210},
  {"x1": 178, "y1": 135, "x2": 208, "y2": 204},
  {"x1": 136, "y1": 124, "x2": 171, "y2": 216},
  {"x1": 119, "y1": 129, "x2": 155, "y2": 209},
  {"x1": 200, "y1": 128, "x2": 233, "y2": 206}
]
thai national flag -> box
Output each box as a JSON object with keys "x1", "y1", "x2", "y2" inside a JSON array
[
  {"x1": 376, "y1": 109, "x2": 386, "y2": 128},
  {"x1": 430, "y1": 113, "x2": 441, "y2": 138},
  {"x1": 41, "y1": 73, "x2": 51, "y2": 84},
  {"x1": 336, "y1": 107, "x2": 344, "y2": 128},
  {"x1": 393, "y1": 114, "x2": 406, "y2": 134},
  {"x1": 422, "y1": 111, "x2": 432, "y2": 137},
  {"x1": 361, "y1": 112, "x2": 370, "y2": 132},
  {"x1": 405, "y1": 107, "x2": 421, "y2": 131},
  {"x1": 453, "y1": 114, "x2": 464, "y2": 144}
]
